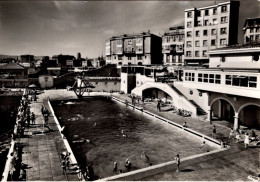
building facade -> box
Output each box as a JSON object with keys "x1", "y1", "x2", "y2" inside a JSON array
[
  {"x1": 182, "y1": 43, "x2": 260, "y2": 130},
  {"x1": 184, "y1": 1, "x2": 240, "y2": 66},
  {"x1": 243, "y1": 17, "x2": 260, "y2": 43},
  {"x1": 105, "y1": 31, "x2": 162, "y2": 67},
  {"x1": 162, "y1": 26, "x2": 185, "y2": 66}
]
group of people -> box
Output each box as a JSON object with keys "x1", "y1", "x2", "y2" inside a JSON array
[
  {"x1": 229, "y1": 128, "x2": 258, "y2": 148},
  {"x1": 60, "y1": 152, "x2": 71, "y2": 175},
  {"x1": 13, "y1": 95, "x2": 35, "y2": 138},
  {"x1": 113, "y1": 158, "x2": 132, "y2": 174}
]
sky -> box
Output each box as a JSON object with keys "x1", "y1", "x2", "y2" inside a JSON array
[{"x1": 0, "y1": 0, "x2": 259, "y2": 58}]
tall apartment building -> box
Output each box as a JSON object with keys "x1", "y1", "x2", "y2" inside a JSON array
[
  {"x1": 243, "y1": 17, "x2": 260, "y2": 43},
  {"x1": 162, "y1": 26, "x2": 185, "y2": 66},
  {"x1": 105, "y1": 31, "x2": 162, "y2": 67},
  {"x1": 184, "y1": 1, "x2": 240, "y2": 66}
]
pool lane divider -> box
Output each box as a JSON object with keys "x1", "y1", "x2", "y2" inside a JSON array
[
  {"x1": 47, "y1": 99, "x2": 81, "y2": 179},
  {"x1": 112, "y1": 97, "x2": 221, "y2": 147}
]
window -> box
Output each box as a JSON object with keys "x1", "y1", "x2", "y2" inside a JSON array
[
  {"x1": 203, "y1": 50, "x2": 207, "y2": 57},
  {"x1": 195, "y1": 51, "x2": 200, "y2": 57},
  {"x1": 213, "y1": 19, "x2": 218, "y2": 25},
  {"x1": 185, "y1": 72, "x2": 195, "y2": 81},
  {"x1": 256, "y1": 28, "x2": 260, "y2": 33},
  {"x1": 203, "y1": 40, "x2": 208, "y2": 46},
  {"x1": 172, "y1": 55, "x2": 176, "y2": 63},
  {"x1": 205, "y1": 9, "x2": 209, "y2": 16},
  {"x1": 203, "y1": 30, "x2": 208, "y2": 36},
  {"x1": 95, "y1": 82, "x2": 99, "y2": 85},
  {"x1": 221, "y1": 5, "x2": 227, "y2": 13},
  {"x1": 197, "y1": 21, "x2": 202, "y2": 26},
  {"x1": 137, "y1": 55, "x2": 142, "y2": 60},
  {"x1": 118, "y1": 56, "x2": 122, "y2": 60},
  {"x1": 186, "y1": 51, "x2": 191, "y2": 57},
  {"x1": 197, "y1": 10, "x2": 201, "y2": 17},
  {"x1": 250, "y1": 35, "x2": 254, "y2": 41},
  {"x1": 179, "y1": 35, "x2": 184, "y2": 41},
  {"x1": 195, "y1": 41, "x2": 200, "y2": 47},
  {"x1": 221, "y1": 16, "x2": 227, "y2": 23},
  {"x1": 187, "y1": 31, "x2": 192, "y2": 37},
  {"x1": 211, "y1": 39, "x2": 216, "y2": 46},
  {"x1": 213, "y1": 8, "x2": 217, "y2": 15},
  {"x1": 249, "y1": 76, "x2": 257, "y2": 88},
  {"x1": 203, "y1": 74, "x2": 208, "y2": 82},
  {"x1": 187, "y1": 12, "x2": 192, "y2": 18},
  {"x1": 220, "y1": 39, "x2": 226, "y2": 45},
  {"x1": 187, "y1": 41, "x2": 192, "y2": 47},
  {"x1": 250, "y1": 29, "x2": 254, "y2": 33},
  {"x1": 221, "y1": 28, "x2": 227, "y2": 34},
  {"x1": 209, "y1": 74, "x2": 214, "y2": 83},
  {"x1": 196, "y1": 30, "x2": 200, "y2": 37},
  {"x1": 128, "y1": 57, "x2": 132, "y2": 60},
  {"x1": 204, "y1": 20, "x2": 209, "y2": 26},
  {"x1": 114, "y1": 82, "x2": 118, "y2": 85},
  {"x1": 211, "y1": 29, "x2": 216, "y2": 35},
  {"x1": 117, "y1": 40, "x2": 122, "y2": 45},
  {"x1": 215, "y1": 75, "x2": 221, "y2": 84},
  {"x1": 198, "y1": 73, "x2": 202, "y2": 82},
  {"x1": 225, "y1": 75, "x2": 231, "y2": 85},
  {"x1": 187, "y1": 21, "x2": 192, "y2": 28},
  {"x1": 256, "y1": 35, "x2": 260, "y2": 41}
]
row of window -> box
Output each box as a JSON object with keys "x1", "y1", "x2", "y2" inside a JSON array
[
  {"x1": 106, "y1": 55, "x2": 148, "y2": 60},
  {"x1": 187, "y1": 5, "x2": 227, "y2": 18},
  {"x1": 187, "y1": 28, "x2": 227, "y2": 37},
  {"x1": 112, "y1": 38, "x2": 143, "y2": 45},
  {"x1": 187, "y1": 17, "x2": 227, "y2": 28},
  {"x1": 186, "y1": 51, "x2": 207, "y2": 57},
  {"x1": 163, "y1": 35, "x2": 184, "y2": 43},
  {"x1": 249, "y1": 28, "x2": 260, "y2": 33},
  {"x1": 185, "y1": 72, "x2": 258, "y2": 88},
  {"x1": 186, "y1": 38, "x2": 223, "y2": 47},
  {"x1": 165, "y1": 55, "x2": 183, "y2": 63},
  {"x1": 247, "y1": 35, "x2": 260, "y2": 42},
  {"x1": 94, "y1": 82, "x2": 118, "y2": 85}
]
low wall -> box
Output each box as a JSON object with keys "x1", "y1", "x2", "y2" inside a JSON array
[{"x1": 47, "y1": 99, "x2": 79, "y2": 171}]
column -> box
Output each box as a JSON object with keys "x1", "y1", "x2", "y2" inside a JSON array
[
  {"x1": 233, "y1": 112, "x2": 239, "y2": 131},
  {"x1": 207, "y1": 109, "x2": 212, "y2": 123}
]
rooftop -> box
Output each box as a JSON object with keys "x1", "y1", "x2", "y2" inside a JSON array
[{"x1": 210, "y1": 42, "x2": 260, "y2": 51}]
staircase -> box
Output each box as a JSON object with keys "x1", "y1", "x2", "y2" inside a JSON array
[
  {"x1": 170, "y1": 84, "x2": 207, "y2": 116},
  {"x1": 189, "y1": 100, "x2": 207, "y2": 116}
]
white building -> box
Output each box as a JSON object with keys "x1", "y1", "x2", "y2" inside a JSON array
[{"x1": 182, "y1": 43, "x2": 260, "y2": 130}]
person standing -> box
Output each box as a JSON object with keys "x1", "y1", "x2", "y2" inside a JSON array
[
  {"x1": 30, "y1": 112, "x2": 35, "y2": 125},
  {"x1": 61, "y1": 159, "x2": 66, "y2": 174},
  {"x1": 175, "y1": 154, "x2": 180, "y2": 172},
  {"x1": 212, "y1": 125, "x2": 216, "y2": 139},
  {"x1": 244, "y1": 133, "x2": 250, "y2": 148}
]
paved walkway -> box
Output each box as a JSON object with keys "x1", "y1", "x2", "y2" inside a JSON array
[
  {"x1": 16, "y1": 90, "x2": 79, "y2": 181},
  {"x1": 15, "y1": 90, "x2": 260, "y2": 181}
]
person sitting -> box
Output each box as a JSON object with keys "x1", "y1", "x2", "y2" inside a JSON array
[
  {"x1": 183, "y1": 122, "x2": 187, "y2": 128},
  {"x1": 125, "y1": 159, "x2": 131, "y2": 171},
  {"x1": 250, "y1": 130, "x2": 257, "y2": 141}
]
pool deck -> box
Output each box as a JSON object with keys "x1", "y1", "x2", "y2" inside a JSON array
[{"x1": 15, "y1": 90, "x2": 260, "y2": 181}]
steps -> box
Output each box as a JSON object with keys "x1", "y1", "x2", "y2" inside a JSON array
[{"x1": 189, "y1": 100, "x2": 207, "y2": 115}]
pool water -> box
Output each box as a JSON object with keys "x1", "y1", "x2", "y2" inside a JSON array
[{"x1": 52, "y1": 97, "x2": 216, "y2": 179}]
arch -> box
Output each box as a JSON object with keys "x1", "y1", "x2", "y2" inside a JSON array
[
  {"x1": 238, "y1": 103, "x2": 260, "y2": 114},
  {"x1": 238, "y1": 103, "x2": 260, "y2": 129},
  {"x1": 210, "y1": 97, "x2": 236, "y2": 112},
  {"x1": 137, "y1": 62, "x2": 142, "y2": 65},
  {"x1": 142, "y1": 87, "x2": 172, "y2": 101},
  {"x1": 118, "y1": 62, "x2": 122, "y2": 65},
  {"x1": 210, "y1": 97, "x2": 236, "y2": 123}
]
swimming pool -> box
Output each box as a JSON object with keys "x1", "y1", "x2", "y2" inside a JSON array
[{"x1": 52, "y1": 97, "x2": 217, "y2": 179}]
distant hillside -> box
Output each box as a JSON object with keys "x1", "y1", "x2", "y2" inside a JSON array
[{"x1": 0, "y1": 54, "x2": 18, "y2": 59}]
